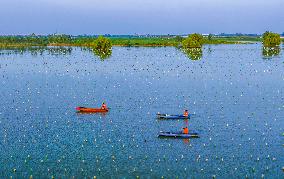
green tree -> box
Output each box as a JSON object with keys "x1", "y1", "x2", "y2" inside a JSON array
[
  {"x1": 182, "y1": 33, "x2": 204, "y2": 48},
  {"x1": 91, "y1": 36, "x2": 112, "y2": 59},
  {"x1": 262, "y1": 31, "x2": 281, "y2": 47},
  {"x1": 208, "y1": 34, "x2": 213, "y2": 41},
  {"x1": 174, "y1": 36, "x2": 184, "y2": 42},
  {"x1": 48, "y1": 34, "x2": 72, "y2": 44},
  {"x1": 126, "y1": 40, "x2": 132, "y2": 47}
]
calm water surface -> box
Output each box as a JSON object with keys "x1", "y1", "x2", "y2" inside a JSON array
[{"x1": 0, "y1": 44, "x2": 283, "y2": 178}]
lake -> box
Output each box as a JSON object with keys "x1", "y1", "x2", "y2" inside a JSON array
[{"x1": 0, "y1": 44, "x2": 283, "y2": 178}]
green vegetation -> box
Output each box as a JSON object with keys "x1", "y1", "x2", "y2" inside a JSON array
[
  {"x1": 0, "y1": 34, "x2": 259, "y2": 49},
  {"x1": 182, "y1": 33, "x2": 204, "y2": 48},
  {"x1": 0, "y1": 35, "x2": 47, "y2": 47},
  {"x1": 261, "y1": 32, "x2": 281, "y2": 58},
  {"x1": 181, "y1": 34, "x2": 204, "y2": 60},
  {"x1": 91, "y1": 36, "x2": 112, "y2": 59},
  {"x1": 208, "y1": 34, "x2": 213, "y2": 41},
  {"x1": 48, "y1": 34, "x2": 72, "y2": 44},
  {"x1": 0, "y1": 34, "x2": 76, "y2": 47},
  {"x1": 1, "y1": 33, "x2": 281, "y2": 60},
  {"x1": 262, "y1": 31, "x2": 281, "y2": 47},
  {"x1": 110, "y1": 37, "x2": 180, "y2": 47},
  {"x1": 174, "y1": 36, "x2": 184, "y2": 43}
]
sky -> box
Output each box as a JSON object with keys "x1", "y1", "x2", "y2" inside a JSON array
[{"x1": 0, "y1": 0, "x2": 283, "y2": 35}]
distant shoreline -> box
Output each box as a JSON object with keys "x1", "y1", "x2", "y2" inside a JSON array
[{"x1": 0, "y1": 36, "x2": 259, "y2": 48}]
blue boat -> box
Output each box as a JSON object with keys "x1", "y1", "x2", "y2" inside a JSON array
[
  {"x1": 158, "y1": 131, "x2": 199, "y2": 138},
  {"x1": 157, "y1": 113, "x2": 190, "y2": 119}
]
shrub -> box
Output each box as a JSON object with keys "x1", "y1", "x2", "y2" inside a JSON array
[
  {"x1": 182, "y1": 33, "x2": 204, "y2": 48},
  {"x1": 262, "y1": 31, "x2": 281, "y2": 47},
  {"x1": 91, "y1": 36, "x2": 112, "y2": 59}
]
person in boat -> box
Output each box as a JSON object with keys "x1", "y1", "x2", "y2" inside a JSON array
[
  {"x1": 183, "y1": 110, "x2": 189, "y2": 117},
  {"x1": 183, "y1": 126, "x2": 189, "y2": 134},
  {"x1": 101, "y1": 102, "x2": 107, "y2": 110}
]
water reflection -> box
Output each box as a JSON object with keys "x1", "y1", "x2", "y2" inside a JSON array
[
  {"x1": 77, "y1": 46, "x2": 112, "y2": 60},
  {"x1": 183, "y1": 138, "x2": 190, "y2": 144},
  {"x1": 92, "y1": 48, "x2": 112, "y2": 60},
  {"x1": 262, "y1": 47, "x2": 280, "y2": 58},
  {"x1": 182, "y1": 48, "x2": 203, "y2": 60},
  {"x1": 76, "y1": 111, "x2": 108, "y2": 117},
  {"x1": 184, "y1": 119, "x2": 189, "y2": 126},
  {"x1": 0, "y1": 46, "x2": 113, "y2": 60},
  {"x1": 207, "y1": 47, "x2": 213, "y2": 54},
  {"x1": 0, "y1": 46, "x2": 72, "y2": 56}
]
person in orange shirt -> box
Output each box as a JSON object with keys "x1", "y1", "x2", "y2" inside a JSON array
[
  {"x1": 101, "y1": 102, "x2": 107, "y2": 110},
  {"x1": 183, "y1": 127, "x2": 189, "y2": 134},
  {"x1": 183, "y1": 110, "x2": 189, "y2": 117}
]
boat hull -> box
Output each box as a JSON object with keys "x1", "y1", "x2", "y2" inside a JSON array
[
  {"x1": 157, "y1": 114, "x2": 190, "y2": 119},
  {"x1": 158, "y1": 131, "x2": 199, "y2": 138},
  {"x1": 76, "y1": 107, "x2": 108, "y2": 113}
]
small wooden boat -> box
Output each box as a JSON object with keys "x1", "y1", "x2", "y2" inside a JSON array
[
  {"x1": 157, "y1": 113, "x2": 190, "y2": 119},
  {"x1": 158, "y1": 131, "x2": 199, "y2": 138},
  {"x1": 76, "y1": 106, "x2": 108, "y2": 113}
]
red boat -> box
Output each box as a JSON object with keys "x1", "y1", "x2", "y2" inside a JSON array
[{"x1": 76, "y1": 107, "x2": 109, "y2": 113}]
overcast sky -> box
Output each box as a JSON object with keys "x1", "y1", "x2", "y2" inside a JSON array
[{"x1": 0, "y1": 0, "x2": 283, "y2": 35}]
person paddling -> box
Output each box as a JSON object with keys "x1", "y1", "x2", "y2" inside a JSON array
[
  {"x1": 101, "y1": 102, "x2": 107, "y2": 110},
  {"x1": 183, "y1": 126, "x2": 189, "y2": 134},
  {"x1": 183, "y1": 110, "x2": 189, "y2": 117}
]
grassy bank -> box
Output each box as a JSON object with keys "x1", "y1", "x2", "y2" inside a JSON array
[
  {"x1": 0, "y1": 35, "x2": 261, "y2": 48},
  {"x1": 110, "y1": 37, "x2": 180, "y2": 46}
]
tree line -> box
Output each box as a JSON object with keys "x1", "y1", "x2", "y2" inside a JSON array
[
  {"x1": 180, "y1": 31, "x2": 282, "y2": 59},
  {"x1": 0, "y1": 32, "x2": 281, "y2": 59}
]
